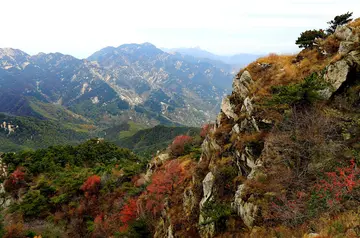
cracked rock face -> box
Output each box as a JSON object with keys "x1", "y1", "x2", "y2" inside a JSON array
[
  {"x1": 200, "y1": 172, "x2": 215, "y2": 207},
  {"x1": 199, "y1": 172, "x2": 216, "y2": 238},
  {"x1": 325, "y1": 59, "x2": 351, "y2": 93},
  {"x1": 233, "y1": 70, "x2": 253, "y2": 100},
  {"x1": 324, "y1": 25, "x2": 360, "y2": 98},
  {"x1": 221, "y1": 96, "x2": 238, "y2": 121},
  {"x1": 232, "y1": 184, "x2": 259, "y2": 227}
]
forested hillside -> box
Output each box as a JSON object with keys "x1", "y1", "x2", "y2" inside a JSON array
[{"x1": 1, "y1": 13, "x2": 360, "y2": 238}]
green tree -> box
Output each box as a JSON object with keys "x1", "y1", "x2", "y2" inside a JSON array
[
  {"x1": 295, "y1": 29, "x2": 326, "y2": 49},
  {"x1": 269, "y1": 73, "x2": 328, "y2": 108},
  {"x1": 326, "y1": 12, "x2": 353, "y2": 34}
]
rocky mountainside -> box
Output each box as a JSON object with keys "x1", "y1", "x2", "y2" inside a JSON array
[
  {"x1": 139, "y1": 20, "x2": 360, "y2": 237},
  {"x1": 1, "y1": 17, "x2": 360, "y2": 238},
  {"x1": 0, "y1": 43, "x2": 233, "y2": 127}
]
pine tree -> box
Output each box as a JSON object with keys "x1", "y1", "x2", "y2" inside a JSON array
[
  {"x1": 326, "y1": 12, "x2": 353, "y2": 34},
  {"x1": 295, "y1": 29, "x2": 326, "y2": 49}
]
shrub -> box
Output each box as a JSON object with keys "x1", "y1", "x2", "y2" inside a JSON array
[
  {"x1": 126, "y1": 218, "x2": 151, "y2": 238},
  {"x1": 269, "y1": 73, "x2": 328, "y2": 108},
  {"x1": 295, "y1": 29, "x2": 326, "y2": 49},
  {"x1": 144, "y1": 160, "x2": 188, "y2": 217},
  {"x1": 170, "y1": 135, "x2": 193, "y2": 156},
  {"x1": 200, "y1": 201, "x2": 232, "y2": 231},
  {"x1": 322, "y1": 35, "x2": 340, "y2": 54},
  {"x1": 214, "y1": 165, "x2": 238, "y2": 197},
  {"x1": 119, "y1": 198, "x2": 138, "y2": 232},
  {"x1": 18, "y1": 190, "x2": 49, "y2": 218},
  {"x1": 81, "y1": 175, "x2": 101, "y2": 197},
  {"x1": 3, "y1": 223, "x2": 24, "y2": 238},
  {"x1": 4, "y1": 167, "x2": 27, "y2": 197},
  {"x1": 267, "y1": 193, "x2": 307, "y2": 226},
  {"x1": 312, "y1": 159, "x2": 360, "y2": 209}
]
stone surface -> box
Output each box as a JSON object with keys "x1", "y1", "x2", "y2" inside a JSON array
[
  {"x1": 241, "y1": 97, "x2": 254, "y2": 116},
  {"x1": 200, "y1": 172, "x2": 215, "y2": 207},
  {"x1": 221, "y1": 96, "x2": 238, "y2": 121},
  {"x1": 233, "y1": 70, "x2": 253, "y2": 99},
  {"x1": 335, "y1": 25, "x2": 354, "y2": 41},
  {"x1": 232, "y1": 184, "x2": 259, "y2": 228},
  {"x1": 339, "y1": 41, "x2": 357, "y2": 56},
  {"x1": 232, "y1": 124, "x2": 240, "y2": 134},
  {"x1": 199, "y1": 172, "x2": 216, "y2": 238},
  {"x1": 324, "y1": 59, "x2": 350, "y2": 96}
]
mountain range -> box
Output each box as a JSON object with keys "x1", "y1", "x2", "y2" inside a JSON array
[
  {"x1": 0, "y1": 43, "x2": 237, "y2": 127},
  {"x1": 162, "y1": 46, "x2": 262, "y2": 70},
  {"x1": 0, "y1": 43, "x2": 262, "y2": 151}
]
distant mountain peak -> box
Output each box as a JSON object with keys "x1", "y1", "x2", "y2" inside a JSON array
[
  {"x1": 0, "y1": 48, "x2": 29, "y2": 58},
  {"x1": 141, "y1": 42, "x2": 157, "y2": 48}
]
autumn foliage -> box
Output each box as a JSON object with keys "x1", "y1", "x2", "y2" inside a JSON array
[
  {"x1": 119, "y1": 198, "x2": 138, "y2": 232},
  {"x1": 80, "y1": 175, "x2": 101, "y2": 197},
  {"x1": 143, "y1": 160, "x2": 187, "y2": 216},
  {"x1": 266, "y1": 159, "x2": 360, "y2": 225},
  {"x1": 4, "y1": 167, "x2": 26, "y2": 194},
  {"x1": 170, "y1": 135, "x2": 193, "y2": 156},
  {"x1": 315, "y1": 159, "x2": 360, "y2": 205}
]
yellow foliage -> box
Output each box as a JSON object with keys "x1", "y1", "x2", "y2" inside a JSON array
[
  {"x1": 180, "y1": 158, "x2": 193, "y2": 169},
  {"x1": 240, "y1": 46, "x2": 336, "y2": 102},
  {"x1": 349, "y1": 18, "x2": 360, "y2": 28}
]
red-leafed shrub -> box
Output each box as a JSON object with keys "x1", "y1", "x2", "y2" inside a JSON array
[
  {"x1": 81, "y1": 175, "x2": 101, "y2": 197},
  {"x1": 200, "y1": 124, "x2": 212, "y2": 138},
  {"x1": 266, "y1": 159, "x2": 360, "y2": 226},
  {"x1": 314, "y1": 159, "x2": 360, "y2": 205},
  {"x1": 119, "y1": 198, "x2": 138, "y2": 232},
  {"x1": 11, "y1": 167, "x2": 25, "y2": 181},
  {"x1": 4, "y1": 167, "x2": 26, "y2": 195},
  {"x1": 170, "y1": 135, "x2": 193, "y2": 156},
  {"x1": 144, "y1": 160, "x2": 187, "y2": 216}
]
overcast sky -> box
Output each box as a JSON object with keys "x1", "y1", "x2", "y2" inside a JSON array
[{"x1": 1, "y1": 0, "x2": 359, "y2": 58}]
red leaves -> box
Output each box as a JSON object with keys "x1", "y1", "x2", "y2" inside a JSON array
[
  {"x1": 119, "y1": 198, "x2": 138, "y2": 232},
  {"x1": 94, "y1": 214, "x2": 104, "y2": 224},
  {"x1": 144, "y1": 160, "x2": 186, "y2": 216},
  {"x1": 172, "y1": 135, "x2": 192, "y2": 146},
  {"x1": 4, "y1": 167, "x2": 26, "y2": 193},
  {"x1": 11, "y1": 167, "x2": 25, "y2": 182},
  {"x1": 81, "y1": 175, "x2": 101, "y2": 197},
  {"x1": 170, "y1": 135, "x2": 192, "y2": 156},
  {"x1": 316, "y1": 159, "x2": 360, "y2": 203}
]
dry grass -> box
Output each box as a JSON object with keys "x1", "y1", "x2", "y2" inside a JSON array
[
  {"x1": 348, "y1": 18, "x2": 360, "y2": 28},
  {"x1": 223, "y1": 210, "x2": 360, "y2": 238},
  {"x1": 238, "y1": 47, "x2": 335, "y2": 102},
  {"x1": 321, "y1": 35, "x2": 340, "y2": 54}
]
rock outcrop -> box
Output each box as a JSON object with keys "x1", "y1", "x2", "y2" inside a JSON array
[
  {"x1": 150, "y1": 20, "x2": 360, "y2": 238},
  {"x1": 194, "y1": 21, "x2": 360, "y2": 237},
  {"x1": 0, "y1": 121, "x2": 18, "y2": 135},
  {"x1": 324, "y1": 25, "x2": 360, "y2": 97}
]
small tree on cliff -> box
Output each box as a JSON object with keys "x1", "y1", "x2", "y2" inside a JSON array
[
  {"x1": 295, "y1": 29, "x2": 326, "y2": 49},
  {"x1": 326, "y1": 12, "x2": 353, "y2": 34}
]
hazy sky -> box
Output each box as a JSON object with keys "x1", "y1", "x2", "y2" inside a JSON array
[{"x1": 1, "y1": 0, "x2": 359, "y2": 58}]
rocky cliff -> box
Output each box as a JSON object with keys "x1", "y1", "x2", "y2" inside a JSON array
[{"x1": 150, "y1": 19, "x2": 360, "y2": 237}]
